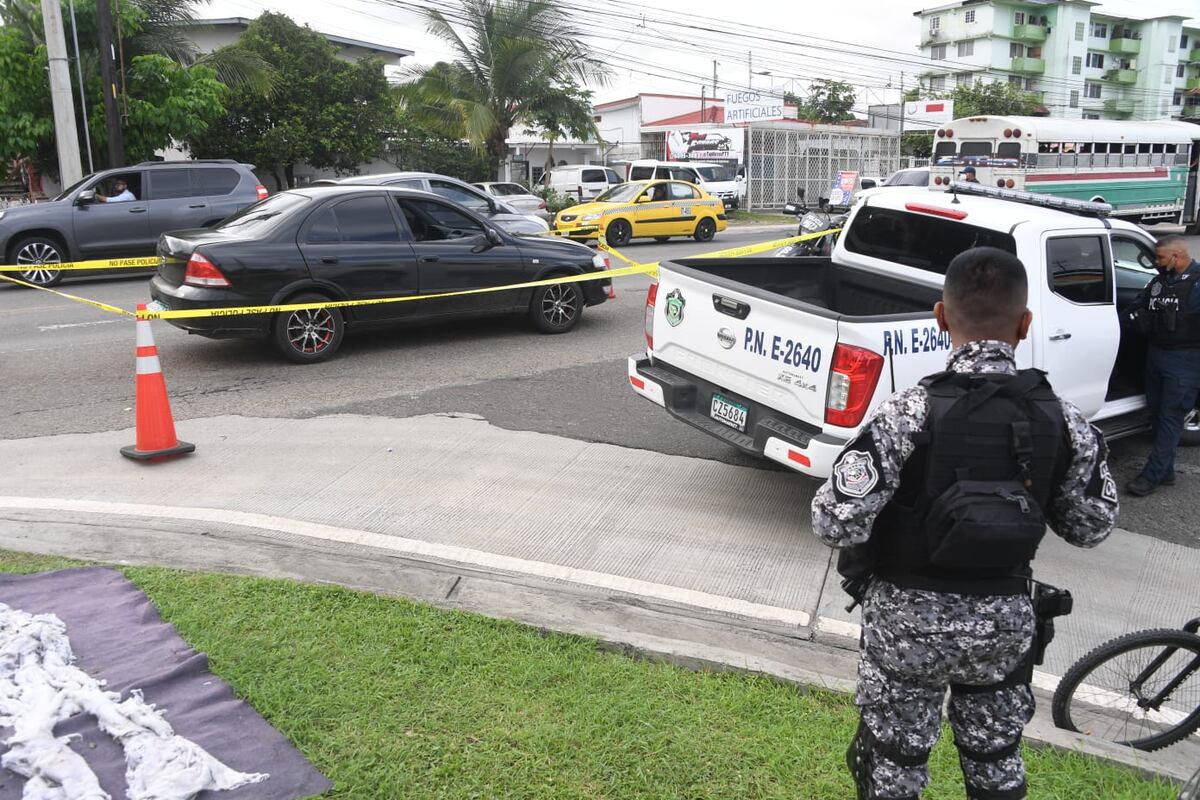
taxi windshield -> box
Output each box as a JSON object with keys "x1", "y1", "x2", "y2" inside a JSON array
[{"x1": 594, "y1": 183, "x2": 645, "y2": 203}]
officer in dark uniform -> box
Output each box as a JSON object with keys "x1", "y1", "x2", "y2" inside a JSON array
[
  {"x1": 1124, "y1": 234, "x2": 1200, "y2": 496},
  {"x1": 812, "y1": 247, "x2": 1118, "y2": 800}
]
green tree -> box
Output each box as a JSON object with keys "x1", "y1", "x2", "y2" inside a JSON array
[
  {"x1": 187, "y1": 13, "x2": 393, "y2": 189},
  {"x1": 0, "y1": 2, "x2": 230, "y2": 178},
  {"x1": 522, "y1": 81, "x2": 600, "y2": 173},
  {"x1": 794, "y1": 79, "x2": 857, "y2": 123},
  {"x1": 384, "y1": 108, "x2": 493, "y2": 182},
  {"x1": 399, "y1": 0, "x2": 608, "y2": 179},
  {"x1": 904, "y1": 79, "x2": 1040, "y2": 157}
]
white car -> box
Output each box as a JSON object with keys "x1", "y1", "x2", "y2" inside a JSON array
[
  {"x1": 474, "y1": 181, "x2": 552, "y2": 220},
  {"x1": 627, "y1": 160, "x2": 741, "y2": 210}
]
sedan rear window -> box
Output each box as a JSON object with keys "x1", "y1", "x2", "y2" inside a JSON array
[
  {"x1": 217, "y1": 192, "x2": 310, "y2": 235},
  {"x1": 843, "y1": 206, "x2": 1016, "y2": 275}
]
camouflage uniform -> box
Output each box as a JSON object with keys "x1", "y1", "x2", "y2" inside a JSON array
[{"x1": 812, "y1": 340, "x2": 1118, "y2": 800}]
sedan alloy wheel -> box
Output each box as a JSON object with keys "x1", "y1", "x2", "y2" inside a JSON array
[{"x1": 14, "y1": 239, "x2": 64, "y2": 287}]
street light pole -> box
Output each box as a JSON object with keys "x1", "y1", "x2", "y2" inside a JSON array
[{"x1": 40, "y1": 0, "x2": 84, "y2": 187}]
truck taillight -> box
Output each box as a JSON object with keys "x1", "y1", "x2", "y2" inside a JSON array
[
  {"x1": 645, "y1": 281, "x2": 658, "y2": 352},
  {"x1": 825, "y1": 343, "x2": 884, "y2": 428},
  {"x1": 184, "y1": 251, "x2": 230, "y2": 287}
]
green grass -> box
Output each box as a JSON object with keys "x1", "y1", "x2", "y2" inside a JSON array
[
  {"x1": 726, "y1": 209, "x2": 794, "y2": 225},
  {"x1": 0, "y1": 550, "x2": 1176, "y2": 799}
]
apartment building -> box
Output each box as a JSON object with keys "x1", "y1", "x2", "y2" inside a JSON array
[{"x1": 915, "y1": 1, "x2": 1200, "y2": 120}]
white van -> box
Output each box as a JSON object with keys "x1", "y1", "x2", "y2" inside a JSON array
[
  {"x1": 627, "y1": 160, "x2": 741, "y2": 209},
  {"x1": 540, "y1": 165, "x2": 623, "y2": 201}
]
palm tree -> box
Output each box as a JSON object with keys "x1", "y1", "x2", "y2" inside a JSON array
[{"x1": 398, "y1": 0, "x2": 608, "y2": 179}]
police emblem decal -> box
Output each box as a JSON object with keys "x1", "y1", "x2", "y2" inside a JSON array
[
  {"x1": 1099, "y1": 463, "x2": 1118, "y2": 504},
  {"x1": 1151, "y1": 282, "x2": 1162, "y2": 297},
  {"x1": 834, "y1": 450, "x2": 879, "y2": 498},
  {"x1": 664, "y1": 289, "x2": 685, "y2": 327},
  {"x1": 717, "y1": 327, "x2": 736, "y2": 348}
]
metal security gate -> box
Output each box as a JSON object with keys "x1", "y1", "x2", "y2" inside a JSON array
[{"x1": 746, "y1": 124, "x2": 901, "y2": 210}]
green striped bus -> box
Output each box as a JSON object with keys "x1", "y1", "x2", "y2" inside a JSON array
[{"x1": 929, "y1": 116, "x2": 1200, "y2": 232}]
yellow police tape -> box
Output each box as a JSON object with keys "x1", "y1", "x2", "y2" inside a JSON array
[
  {"x1": 0, "y1": 227, "x2": 841, "y2": 322},
  {"x1": 0, "y1": 256, "x2": 159, "y2": 273},
  {"x1": 0, "y1": 273, "x2": 136, "y2": 316}
]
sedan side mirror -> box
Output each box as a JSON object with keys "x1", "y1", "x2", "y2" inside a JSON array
[
  {"x1": 486, "y1": 227, "x2": 503, "y2": 247},
  {"x1": 636, "y1": 195, "x2": 652, "y2": 204},
  {"x1": 76, "y1": 189, "x2": 96, "y2": 205}
]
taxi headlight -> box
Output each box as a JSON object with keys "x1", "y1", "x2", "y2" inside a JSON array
[{"x1": 581, "y1": 213, "x2": 601, "y2": 222}]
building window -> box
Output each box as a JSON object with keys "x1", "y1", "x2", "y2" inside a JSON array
[
  {"x1": 929, "y1": 16, "x2": 940, "y2": 31},
  {"x1": 1091, "y1": 22, "x2": 1108, "y2": 38},
  {"x1": 1025, "y1": 78, "x2": 1038, "y2": 90},
  {"x1": 958, "y1": 40, "x2": 974, "y2": 57},
  {"x1": 1070, "y1": 90, "x2": 1080, "y2": 108},
  {"x1": 1182, "y1": 34, "x2": 1190, "y2": 49},
  {"x1": 1009, "y1": 75, "x2": 1023, "y2": 87},
  {"x1": 1014, "y1": 11, "x2": 1025, "y2": 25},
  {"x1": 1072, "y1": 56, "x2": 1082, "y2": 74},
  {"x1": 965, "y1": 9, "x2": 975, "y2": 23},
  {"x1": 1010, "y1": 42, "x2": 1025, "y2": 58},
  {"x1": 1083, "y1": 113, "x2": 1100, "y2": 119},
  {"x1": 1086, "y1": 52, "x2": 1105, "y2": 69},
  {"x1": 1170, "y1": 35, "x2": 1177, "y2": 52},
  {"x1": 1179, "y1": 64, "x2": 1187, "y2": 78},
  {"x1": 1085, "y1": 82, "x2": 1102, "y2": 99},
  {"x1": 929, "y1": 75, "x2": 946, "y2": 90},
  {"x1": 1075, "y1": 22, "x2": 1085, "y2": 41},
  {"x1": 1175, "y1": 91, "x2": 1184, "y2": 106},
  {"x1": 1165, "y1": 67, "x2": 1173, "y2": 84},
  {"x1": 931, "y1": 44, "x2": 947, "y2": 60},
  {"x1": 956, "y1": 72, "x2": 973, "y2": 86}
]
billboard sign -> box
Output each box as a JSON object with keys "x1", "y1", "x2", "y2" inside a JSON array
[
  {"x1": 829, "y1": 170, "x2": 859, "y2": 206},
  {"x1": 665, "y1": 128, "x2": 744, "y2": 163},
  {"x1": 724, "y1": 90, "x2": 787, "y2": 123},
  {"x1": 903, "y1": 99, "x2": 955, "y2": 128}
]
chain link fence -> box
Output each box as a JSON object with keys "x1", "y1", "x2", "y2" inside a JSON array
[{"x1": 746, "y1": 125, "x2": 901, "y2": 210}]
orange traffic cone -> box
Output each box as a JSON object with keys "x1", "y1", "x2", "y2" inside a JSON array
[{"x1": 120, "y1": 304, "x2": 195, "y2": 462}]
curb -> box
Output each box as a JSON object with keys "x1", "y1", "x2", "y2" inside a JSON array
[{"x1": 0, "y1": 505, "x2": 1191, "y2": 784}]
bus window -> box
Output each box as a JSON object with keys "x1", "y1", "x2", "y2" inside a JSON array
[
  {"x1": 1093, "y1": 143, "x2": 1108, "y2": 153},
  {"x1": 933, "y1": 141, "x2": 956, "y2": 161},
  {"x1": 1151, "y1": 143, "x2": 1165, "y2": 166},
  {"x1": 997, "y1": 142, "x2": 1020, "y2": 160},
  {"x1": 959, "y1": 142, "x2": 992, "y2": 158},
  {"x1": 1039, "y1": 142, "x2": 1060, "y2": 153}
]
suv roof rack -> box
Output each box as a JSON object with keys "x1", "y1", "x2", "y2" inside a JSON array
[
  {"x1": 132, "y1": 159, "x2": 240, "y2": 167},
  {"x1": 943, "y1": 181, "x2": 1112, "y2": 217}
]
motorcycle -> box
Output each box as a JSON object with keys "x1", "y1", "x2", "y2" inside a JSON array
[{"x1": 777, "y1": 188, "x2": 848, "y2": 257}]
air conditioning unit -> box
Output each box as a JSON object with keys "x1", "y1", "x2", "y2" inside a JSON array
[{"x1": 928, "y1": 29, "x2": 941, "y2": 39}]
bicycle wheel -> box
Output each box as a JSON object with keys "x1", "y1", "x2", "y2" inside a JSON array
[
  {"x1": 1180, "y1": 762, "x2": 1200, "y2": 800},
  {"x1": 1052, "y1": 628, "x2": 1200, "y2": 751}
]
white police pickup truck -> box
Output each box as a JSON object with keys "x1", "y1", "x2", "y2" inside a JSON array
[{"x1": 628, "y1": 182, "x2": 1182, "y2": 479}]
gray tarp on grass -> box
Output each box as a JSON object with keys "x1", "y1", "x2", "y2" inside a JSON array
[{"x1": 0, "y1": 567, "x2": 332, "y2": 800}]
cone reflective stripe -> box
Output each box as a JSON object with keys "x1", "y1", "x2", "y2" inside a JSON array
[{"x1": 120, "y1": 304, "x2": 195, "y2": 462}]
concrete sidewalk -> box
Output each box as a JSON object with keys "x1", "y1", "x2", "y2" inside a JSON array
[{"x1": 0, "y1": 412, "x2": 1196, "y2": 780}]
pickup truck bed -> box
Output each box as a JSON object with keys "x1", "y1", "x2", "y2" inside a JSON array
[{"x1": 673, "y1": 256, "x2": 940, "y2": 320}]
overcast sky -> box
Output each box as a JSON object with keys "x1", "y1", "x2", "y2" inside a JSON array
[{"x1": 206, "y1": 0, "x2": 1200, "y2": 112}]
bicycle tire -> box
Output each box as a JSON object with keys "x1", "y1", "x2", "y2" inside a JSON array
[
  {"x1": 1052, "y1": 628, "x2": 1200, "y2": 751},
  {"x1": 1180, "y1": 762, "x2": 1200, "y2": 800}
]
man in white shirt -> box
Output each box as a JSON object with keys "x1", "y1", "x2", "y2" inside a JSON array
[{"x1": 97, "y1": 178, "x2": 136, "y2": 203}]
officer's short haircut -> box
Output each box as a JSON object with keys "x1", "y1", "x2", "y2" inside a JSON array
[
  {"x1": 943, "y1": 247, "x2": 1028, "y2": 331},
  {"x1": 1156, "y1": 234, "x2": 1188, "y2": 253}
]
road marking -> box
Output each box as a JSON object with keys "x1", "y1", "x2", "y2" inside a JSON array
[
  {"x1": 38, "y1": 319, "x2": 124, "y2": 332},
  {"x1": 0, "y1": 496, "x2": 810, "y2": 628}
]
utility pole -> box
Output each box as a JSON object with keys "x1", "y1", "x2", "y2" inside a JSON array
[
  {"x1": 700, "y1": 85, "x2": 706, "y2": 128},
  {"x1": 748, "y1": 51, "x2": 752, "y2": 89},
  {"x1": 898, "y1": 72, "x2": 906, "y2": 138},
  {"x1": 712, "y1": 60, "x2": 718, "y2": 119},
  {"x1": 67, "y1": 0, "x2": 94, "y2": 174},
  {"x1": 40, "y1": 0, "x2": 83, "y2": 187},
  {"x1": 95, "y1": 0, "x2": 125, "y2": 168}
]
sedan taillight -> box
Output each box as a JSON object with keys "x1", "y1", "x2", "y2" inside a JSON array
[{"x1": 184, "y1": 251, "x2": 231, "y2": 288}]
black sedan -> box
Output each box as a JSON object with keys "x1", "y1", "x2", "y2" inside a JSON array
[{"x1": 149, "y1": 186, "x2": 610, "y2": 363}]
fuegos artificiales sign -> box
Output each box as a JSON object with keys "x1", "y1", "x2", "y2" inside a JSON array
[{"x1": 724, "y1": 90, "x2": 786, "y2": 123}]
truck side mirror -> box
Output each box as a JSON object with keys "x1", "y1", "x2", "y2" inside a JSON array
[
  {"x1": 76, "y1": 189, "x2": 96, "y2": 205},
  {"x1": 860, "y1": 179, "x2": 877, "y2": 190}
]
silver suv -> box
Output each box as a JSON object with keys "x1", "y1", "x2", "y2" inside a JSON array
[
  {"x1": 318, "y1": 172, "x2": 550, "y2": 235},
  {"x1": 0, "y1": 160, "x2": 266, "y2": 286}
]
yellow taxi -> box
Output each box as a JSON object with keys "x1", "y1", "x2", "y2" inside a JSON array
[{"x1": 554, "y1": 179, "x2": 727, "y2": 247}]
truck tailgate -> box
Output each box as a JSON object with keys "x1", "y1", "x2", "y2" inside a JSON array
[{"x1": 651, "y1": 262, "x2": 838, "y2": 427}]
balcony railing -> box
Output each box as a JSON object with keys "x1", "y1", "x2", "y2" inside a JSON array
[
  {"x1": 1010, "y1": 57, "x2": 1045, "y2": 74},
  {"x1": 1104, "y1": 98, "x2": 1135, "y2": 114},
  {"x1": 1103, "y1": 68, "x2": 1137, "y2": 84},
  {"x1": 1109, "y1": 37, "x2": 1141, "y2": 55},
  {"x1": 1182, "y1": 105, "x2": 1200, "y2": 119},
  {"x1": 1187, "y1": 76, "x2": 1200, "y2": 91},
  {"x1": 1189, "y1": 48, "x2": 1200, "y2": 62},
  {"x1": 1012, "y1": 23, "x2": 1047, "y2": 42}
]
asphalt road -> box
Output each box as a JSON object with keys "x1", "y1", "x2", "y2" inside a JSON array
[{"x1": 2, "y1": 224, "x2": 1198, "y2": 546}]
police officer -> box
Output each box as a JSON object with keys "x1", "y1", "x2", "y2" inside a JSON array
[
  {"x1": 812, "y1": 247, "x2": 1118, "y2": 800},
  {"x1": 1124, "y1": 235, "x2": 1200, "y2": 497}
]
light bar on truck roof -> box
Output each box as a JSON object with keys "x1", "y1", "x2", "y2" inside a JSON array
[{"x1": 941, "y1": 181, "x2": 1113, "y2": 217}]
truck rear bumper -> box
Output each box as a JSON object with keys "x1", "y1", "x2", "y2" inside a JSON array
[{"x1": 627, "y1": 354, "x2": 846, "y2": 480}]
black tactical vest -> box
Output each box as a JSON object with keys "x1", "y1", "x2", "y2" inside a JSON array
[
  {"x1": 1147, "y1": 271, "x2": 1200, "y2": 349},
  {"x1": 868, "y1": 369, "x2": 1069, "y2": 596}
]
